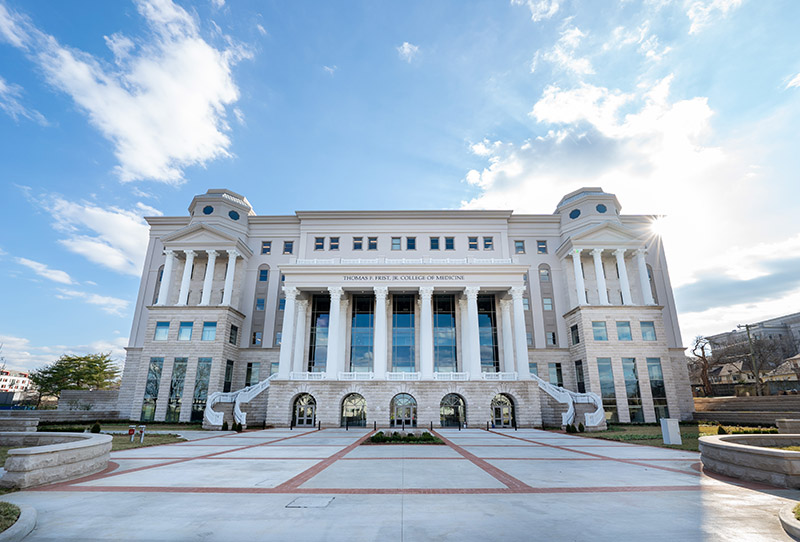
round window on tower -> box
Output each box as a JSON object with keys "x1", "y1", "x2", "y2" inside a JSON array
[
  {"x1": 202, "y1": 205, "x2": 214, "y2": 215},
  {"x1": 596, "y1": 204, "x2": 607, "y2": 213},
  {"x1": 229, "y1": 210, "x2": 240, "y2": 221},
  {"x1": 569, "y1": 209, "x2": 581, "y2": 219}
]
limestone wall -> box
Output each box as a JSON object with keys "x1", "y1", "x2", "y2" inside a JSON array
[{"x1": 58, "y1": 390, "x2": 120, "y2": 411}]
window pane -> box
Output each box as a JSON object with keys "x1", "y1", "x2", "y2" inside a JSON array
[
  {"x1": 201, "y1": 322, "x2": 217, "y2": 341},
  {"x1": 468, "y1": 237, "x2": 478, "y2": 250},
  {"x1": 617, "y1": 321, "x2": 632, "y2": 341},
  {"x1": 592, "y1": 321, "x2": 608, "y2": 341},
  {"x1": 570, "y1": 325, "x2": 580, "y2": 345},
  {"x1": 641, "y1": 321, "x2": 657, "y2": 341},
  {"x1": 445, "y1": 237, "x2": 454, "y2": 250},
  {"x1": 543, "y1": 297, "x2": 553, "y2": 311},
  {"x1": 406, "y1": 237, "x2": 416, "y2": 250},
  {"x1": 353, "y1": 237, "x2": 363, "y2": 250},
  {"x1": 368, "y1": 237, "x2": 378, "y2": 250},
  {"x1": 392, "y1": 294, "x2": 415, "y2": 372},
  {"x1": 178, "y1": 321, "x2": 193, "y2": 341},
  {"x1": 622, "y1": 357, "x2": 644, "y2": 422},
  {"x1": 523, "y1": 298, "x2": 530, "y2": 310},
  {"x1": 597, "y1": 357, "x2": 618, "y2": 422},
  {"x1": 430, "y1": 237, "x2": 440, "y2": 250},
  {"x1": 539, "y1": 268, "x2": 550, "y2": 282},
  {"x1": 433, "y1": 294, "x2": 457, "y2": 372},
  {"x1": 515, "y1": 240, "x2": 525, "y2": 253},
  {"x1": 283, "y1": 241, "x2": 293, "y2": 254},
  {"x1": 261, "y1": 241, "x2": 271, "y2": 254},
  {"x1": 229, "y1": 325, "x2": 239, "y2": 345},
  {"x1": 391, "y1": 237, "x2": 401, "y2": 250},
  {"x1": 141, "y1": 357, "x2": 163, "y2": 421},
  {"x1": 259, "y1": 269, "x2": 269, "y2": 281},
  {"x1": 191, "y1": 358, "x2": 212, "y2": 421},
  {"x1": 154, "y1": 322, "x2": 169, "y2": 341},
  {"x1": 483, "y1": 237, "x2": 493, "y2": 250},
  {"x1": 256, "y1": 298, "x2": 265, "y2": 311},
  {"x1": 314, "y1": 237, "x2": 325, "y2": 250},
  {"x1": 349, "y1": 294, "x2": 374, "y2": 372},
  {"x1": 548, "y1": 362, "x2": 563, "y2": 387},
  {"x1": 330, "y1": 237, "x2": 339, "y2": 250},
  {"x1": 537, "y1": 240, "x2": 548, "y2": 254}
]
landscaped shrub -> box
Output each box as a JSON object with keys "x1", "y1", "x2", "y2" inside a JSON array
[
  {"x1": 370, "y1": 431, "x2": 386, "y2": 443},
  {"x1": 234, "y1": 422, "x2": 243, "y2": 432},
  {"x1": 90, "y1": 422, "x2": 101, "y2": 433},
  {"x1": 578, "y1": 423, "x2": 585, "y2": 433},
  {"x1": 717, "y1": 425, "x2": 727, "y2": 435},
  {"x1": 221, "y1": 420, "x2": 229, "y2": 431},
  {"x1": 419, "y1": 432, "x2": 435, "y2": 441}
]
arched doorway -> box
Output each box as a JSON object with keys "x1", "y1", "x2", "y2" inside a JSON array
[
  {"x1": 440, "y1": 393, "x2": 466, "y2": 427},
  {"x1": 390, "y1": 393, "x2": 417, "y2": 428},
  {"x1": 491, "y1": 394, "x2": 515, "y2": 428},
  {"x1": 341, "y1": 393, "x2": 367, "y2": 427},
  {"x1": 292, "y1": 393, "x2": 316, "y2": 427}
]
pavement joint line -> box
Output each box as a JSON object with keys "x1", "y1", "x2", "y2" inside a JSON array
[{"x1": 430, "y1": 429, "x2": 533, "y2": 492}]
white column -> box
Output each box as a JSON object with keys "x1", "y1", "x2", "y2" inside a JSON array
[
  {"x1": 510, "y1": 286, "x2": 531, "y2": 379},
  {"x1": 156, "y1": 249, "x2": 175, "y2": 306},
  {"x1": 373, "y1": 286, "x2": 388, "y2": 379},
  {"x1": 292, "y1": 299, "x2": 309, "y2": 373},
  {"x1": 339, "y1": 296, "x2": 350, "y2": 371},
  {"x1": 199, "y1": 250, "x2": 217, "y2": 306},
  {"x1": 277, "y1": 286, "x2": 298, "y2": 379},
  {"x1": 222, "y1": 250, "x2": 239, "y2": 306},
  {"x1": 465, "y1": 286, "x2": 482, "y2": 378},
  {"x1": 326, "y1": 287, "x2": 343, "y2": 379},
  {"x1": 636, "y1": 248, "x2": 655, "y2": 305},
  {"x1": 458, "y1": 297, "x2": 469, "y2": 373},
  {"x1": 177, "y1": 250, "x2": 195, "y2": 306},
  {"x1": 591, "y1": 248, "x2": 609, "y2": 305},
  {"x1": 571, "y1": 249, "x2": 587, "y2": 306},
  {"x1": 419, "y1": 286, "x2": 434, "y2": 379},
  {"x1": 500, "y1": 299, "x2": 516, "y2": 374},
  {"x1": 615, "y1": 249, "x2": 633, "y2": 305}
]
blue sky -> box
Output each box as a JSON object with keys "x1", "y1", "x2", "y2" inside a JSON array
[{"x1": 1, "y1": 0, "x2": 799, "y2": 371}]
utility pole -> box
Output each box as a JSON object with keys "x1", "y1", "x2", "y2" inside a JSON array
[{"x1": 737, "y1": 323, "x2": 761, "y2": 396}]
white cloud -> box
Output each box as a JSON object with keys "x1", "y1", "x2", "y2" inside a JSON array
[
  {"x1": 323, "y1": 65, "x2": 337, "y2": 76},
  {"x1": 16, "y1": 257, "x2": 74, "y2": 284},
  {"x1": 396, "y1": 42, "x2": 419, "y2": 63},
  {"x1": 211, "y1": 0, "x2": 225, "y2": 8},
  {"x1": 0, "y1": 75, "x2": 47, "y2": 125},
  {"x1": 537, "y1": 26, "x2": 594, "y2": 75},
  {"x1": 0, "y1": 0, "x2": 251, "y2": 183},
  {"x1": 686, "y1": 0, "x2": 743, "y2": 34},
  {"x1": 603, "y1": 22, "x2": 671, "y2": 62},
  {"x1": 0, "y1": 334, "x2": 127, "y2": 372},
  {"x1": 786, "y1": 73, "x2": 800, "y2": 89},
  {"x1": 55, "y1": 289, "x2": 130, "y2": 316},
  {"x1": 512, "y1": 0, "x2": 560, "y2": 22},
  {"x1": 256, "y1": 24, "x2": 267, "y2": 36}
]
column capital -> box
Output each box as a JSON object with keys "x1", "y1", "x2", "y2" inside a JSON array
[
  {"x1": 635, "y1": 247, "x2": 647, "y2": 256},
  {"x1": 206, "y1": 249, "x2": 218, "y2": 257},
  {"x1": 296, "y1": 298, "x2": 309, "y2": 309},
  {"x1": 164, "y1": 249, "x2": 175, "y2": 257},
  {"x1": 328, "y1": 286, "x2": 343, "y2": 299},
  {"x1": 226, "y1": 249, "x2": 240, "y2": 259},
  {"x1": 464, "y1": 286, "x2": 480, "y2": 300},
  {"x1": 373, "y1": 285, "x2": 389, "y2": 299},
  {"x1": 284, "y1": 286, "x2": 298, "y2": 300},
  {"x1": 499, "y1": 298, "x2": 513, "y2": 310},
  {"x1": 613, "y1": 248, "x2": 627, "y2": 258},
  {"x1": 590, "y1": 248, "x2": 604, "y2": 257},
  {"x1": 458, "y1": 297, "x2": 467, "y2": 309},
  {"x1": 572, "y1": 247, "x2": 583, "y2": 255},
  {"x1": 419, "y1": 286, "x2": 434, "y2": 298},
  {"x1": 184, "y1": 249, "x2": 196, "y2": 258},
  {"x1": 509, "y1": 286, "x2": 525, "y2": 299}
]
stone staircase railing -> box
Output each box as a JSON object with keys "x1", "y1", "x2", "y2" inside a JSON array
[
  {"x1": 531, "y1": 374, "x2": 604, "y2": 427},
  {"x1": 204, "y1": 374, "x2": 278, "y2": 427}
]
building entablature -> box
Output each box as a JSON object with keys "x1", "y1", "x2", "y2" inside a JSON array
[{"x1": 160, "y1": 222, "x2": 254, "y2": 258}]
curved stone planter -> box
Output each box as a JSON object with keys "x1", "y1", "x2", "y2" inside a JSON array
[
  {"x1": 699, "y1": 434, "x2": 800, "y2": 489},
  {"x1": 0, "y1": 504, "x2": 36, "y2": 542},
  {"x1": 0, "y1": 432, "x2": 112, "y2": 489},
  {"x1": 779, "y1": 503, "x2": 800, "y2": 541}
]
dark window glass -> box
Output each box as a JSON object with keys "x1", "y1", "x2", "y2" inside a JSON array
[
  {"x1": 246, "y1": 362, "x2": 260, "y2": 387},
  {"x1": 259, "y1": 269, "x2": 269, "y2": 281},
  {"x1": 514, "y1": 240, "x2": 525, "y2": 253},
  {"x1": 314, "y1": 237, "x2": 325, "y2": 250},
  {"x1": 647, "y1": 358, "x2": 669, "y2": 419},
  {"x1": 392, "y1": 295, "x2": 415, "y2": 372},
  {"x1": 330, "y1": 237, "x2": 339, "y2": 250},
  {"x1": 141, "y1": 357, "x2": 163, "y2": 422},
  {"x1": 165, "y1": 358, "x2": 187, "y2": 423},
  {"x1": 444, "y1": 237, "x2": 455, "y2": 250},
  {"x1": 483, "y1": 237, "x2": 493, "y2": 250},
  {"x1": 623, "y1": 357, "x2": 644, "y2": 422},
  {"x1": 597, "y1": 357, "x2": 618, "y2": 422},
  {"x1": 537, "y1": 240, "x2": 548, "y2": 254},
  {"x1": 575, "y1": 360, "x2": 585, "y2": 393},
  {"x1": 229, "y1": 325, "x2": 239, "y2": 345},
  {"x1": 353, "y1": 237, "x2": 363, "y2": 250},
  {"x1": 433, "y1": 294, "x2": 457, "y2": 372},
  {"x1": 367, "y1": 237, "x2": 378, "y2": 250},
  {"x1": 223, "y1": 360, "x2": 234, "y2": 393},
  {"x1": 308, "y1": 295, "x2": 330, "y2": 371},
  {"x1": 191, "y1": 358, "x2": 212, "y2": 421},
  {"x1": 261, "y1": 241, "x2": 271, "y2": 254},
  {"x1": 430, "y1": 237, "x2": 440, "y2": 250},
  {"x1": 546, "y1": 331, "x2": 557, "y2": 346},
  {"x1": 468, "y1": 236, "x2": 478, "y2": 250},
  {"x1": 570, "y1": 324, "x2": 580, "y2": 345},
  {"x1": 279, "y1": 298, "x2": 285, "y2": 310},
  {"x1": 406, "y1": 237, "x2": 416, "y2": 250},
  {"x1": 349, "y1": 295, "x2": 374, "y2": 372},
  {"x1": 283, "y1": 241, "x2": 294, "y2": 254},
  {"x1": 478, "y1": 295, "x2": 499, "y2": 372},
  {"x1": 256, "y1": 298, "x2": 265, "y2": 311},
  {"x1": 251, "y1": 331, "x2": 262, "y2": 346}
]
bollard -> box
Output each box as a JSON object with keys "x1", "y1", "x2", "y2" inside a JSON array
[
  {"x1": 374, "y1": 421, "x2": 377, "y2": 431},
  {"x1": 128, "y1": 425, "x2": 136, "y2": 443},
  {"x1": 402, "y1": 419, "x2": 405, "y2": 431},
  {"x1": 513, "y1": 418, "x2": 517, "y2": 431},
  {"x1": 346, "y1": 418, "x2": 349, "y2": 431},
  {"x1": 430, "y1": 421, "x2": 433, "y2": 432},
  {"x1": 318, "y1": 420, "x2": 321, "y2": 431},
  {"x1": 138, "y1": 425, "x2": 146, "y2": 444},
  {"x1": 486, "y1": 421, "x2": 489, "y2": 431},
  {"x1": 458, "y1": 422, "x2": 461, "y2": 431}
]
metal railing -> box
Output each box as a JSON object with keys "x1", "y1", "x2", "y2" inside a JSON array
[
  {"x1": 481, "y1": 372, "x2": 518, "y2": 381},
  {"x1": 338, "y1": 372, "x2": 375, "y2": 381},
  {"x1": 432, "y1": 372, "x2": 470, "y2": 381},
  {"x1": 204, "y1": 373, "x2": 279, "y2": 427},
  {"x1": 293, "y1": 257, "x2": 517, "y2": 265},
  {"x1": 386, "y1": 372, "x2": 421, "y2": 381},
  {"x1": 289, "y1": 372, "x2": 327, "y2": 380}
]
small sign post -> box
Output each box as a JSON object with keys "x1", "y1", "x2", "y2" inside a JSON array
[
  {"x1": 138, "y1": 425, "x2": 146, "y2": 444},
  {"x1": 660, "y1": 418, "x2": 682, "y2": 445},
  {"x1": 128, "y1": 425, "x2": 136, "y2": 443}
]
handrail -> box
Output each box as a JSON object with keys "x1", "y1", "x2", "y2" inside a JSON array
[
  {"x1": 204, "y1": 373, "x2": 278, "y2": 427},
  {"x1": 529, "y1": 374, "x2": 604, "y2": 427}
]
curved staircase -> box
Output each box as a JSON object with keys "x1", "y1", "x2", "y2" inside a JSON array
[{"x1": 204, "y1": 374, "x2": 277, "y2": 428}]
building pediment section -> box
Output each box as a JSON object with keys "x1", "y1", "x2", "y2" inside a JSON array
[
  {"x1": 556, "y1": 221, "x2": 644, "y2": 257},
  {"x1": 160, "y1": 223, "x2": 253, "y2": 257}
]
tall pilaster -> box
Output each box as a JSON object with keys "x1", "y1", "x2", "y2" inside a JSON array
[
  {"x1": 177, "y1": 250, "x2": 195, "y2": 306},
  {"x1": 465, "y1": 286, "x2": 482, "y2": 378},
  {"x1": 277, "y1": 286, "x2": 298, "y2": 379},
  {"x1": 591, "y1": 248, "x2": 609, "y2": 305},
  {"x1": 636, "y1": 248, "x2": 655, "y2": 305},
  {"x1": 222, "y1": 250, "x2": 239, "y2": 306},
  {"x1": 326, "y1": 287, "x2": 343, "y2": 379},
  {"x1": 571, "y1": 249, "x2": 587, "y2": 306},
  {"x1": 614, "y1": 249, "x2": 633, "y2": 305},
  {"x1": 510, "y1": 286, "x2": 530, "y2": 379},
  {"x1": 156, "y1": 249, "x2": 175, "y2": 306},
  {"x1": 419, "y1": 286, "x2": 434, "y2": 379},
  {"x1": 458, "y1": 297, "x2": 469, "y2": 373},
  {"x1": 339, "y1": 296, "x2": 350, "y2": 371},
  {"x1": 373, "y1": 286, "x2": 388, "y2": 378},
  {"x1": 499, "y1": 299, "x2": 515, "y2": 373},
  {"x1": 199, "y1": 250, "x2": 217, "y2": 306},
  {"x1": 292, "y1": 299, "x2": 309, "y2": 373}
]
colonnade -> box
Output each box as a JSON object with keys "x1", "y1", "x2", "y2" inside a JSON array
[
  {"x1": 155, "y1": 249, "x2": 241, "y2": 307},
  {"x1": 569, "y1": 247, "x2": 654, "y2": 306}
]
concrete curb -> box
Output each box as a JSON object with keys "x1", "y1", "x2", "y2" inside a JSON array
[
  {"x1": 0, "y1": 504, "x2": 37, "y2": 542},
  {"x1": 780, "y1": 503, "x2": 800, "y2": 541}
]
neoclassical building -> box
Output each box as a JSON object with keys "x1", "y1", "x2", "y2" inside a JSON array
[{"x1": 118, "y1": 187, "x2": 693, "y2": 430}]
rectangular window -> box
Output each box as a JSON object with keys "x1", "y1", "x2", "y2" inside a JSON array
[
  {"x1": 537, "y1": 240, "x2": 548, "y2": 254},
  {"x1": 597, "y1": 357, "x2": 618, "y2": 422},
  {"x1": 526, "y1": 332, "x2": 533, "y2": 346},
  {"x1": 261, "y1": 241, "x2": 271, "y2": 255},
  {"x1": 542, "y1": 297, "x2": 553, "y2": 311},
  {"x1": 367, "y1": 237, "x2": 378, "y2": 250},
  {"x1": 275, "y1": 331, "x2": 282, "y2": 346},
  {"x1": 314, "y1": 237, "x2": 325, "y2": 250},
  {"x1": 165, "y1": 358, "x2": 187, "y2": 423},
  {"x1": 529, "y1": 362, "x2": 539, "y2": 377},
  {"x1": 279, "y1": 298, "x2": 285, "y2": 310},
  {"x1": 154, "y1": 321, "x2": 169, "y2": 341},
  {"x1": 483, "y1": 236, "x2": 493, "y2": 250},
  {"x1": 256, "y1": 298, "x2": 265, "y2": 311},
  {"x1": 259, "y1": 269, "x2": 269, "y2": 282},
  {"x1": 251, "y1": 331, "x2": 262, "y2": 346},
  {"x1": 478, "y1": 295, "x2": 500, "y2": 372},
  {"x1": 444, "y1": 237, "x2": 455, "y2": 250},
  {"x1": 539, "y1": 268, "x2": 550, "y2": 282},
  {"x1": 641, "y1": 321, "x2": 657, "y2": 341},
  {"x1": 229, "y1": 325, "x2": 239, "y2": 345},
  {"x1": 523, "y1": 297, "x2": 530, "y2": 311},
  {"x1": 468, "y1": 236, "x2": 479, "y2": 250},
  {"x1": 617, "y1": 321, "x2": 633, "y2": 341},
  {"x1": 592, "y1": 321, "x2": 608, "y2": 341},
  {"x1": 391, "y1": 237, "x2": 401, "y2": 250},
  {"x1": 281, "y1": 274, "x2": 285, "y2": 283},
  {"x1": 178, "y1": 321, "x2": 193, "y2": 341},
  {"x1": 308, "y1": 294, "x2": 330, "y2": 371},
  {"x1": 514, "y1": 240, "x2": 525, "y2": 254},
  {"x1": 353, "y1": 237, "x2": 363, "y2": 250},
  {"x1": 329, "y1": 237, "x2": 339, "y2": 250},
  {"x1": 570, "y1": 324, "x2": 580, "y2": 345},
  {"x1": 548, "y1": 362, "x2": 563, "y2": 387},
  {"x1": 283, "y1": 241, "x2": 294, "y2": 254},
  {"x1": 223, "y1": 360, "x2": 235, "y2": 393},
  {"x1": 246, "y1": 362, "x2": 261, "y2": 387},
  {"x1": 647, "y1": 357, "x2": 669, "y2": 420},
  {"x1": 406, "y1": 237, "x2": 416, "y2": 250},
  {"x1": 349, "y1": 294, "x2": 374, "y2": 372},
  {"x1": 140, "y1": 357, "x2": 163, "y2": 422},
  {"x1": 575, "y1": 360, "x2": 585, "y2": 393},
  {"x1": 623, "y1": 357, "x2": 644, "y2": 422},
  {"x1": 546, "y1": 331, "x2": 557, "y2": 346},
  {"x1": 201, "y1": 322, "x2": 217, "y2": 341},
  {"x1": 430, "y1": 237, "x2": 440, "y2": 250},
  {"x1": 433, "y1": 294, "x2": 457, "y2": 372},
  {"x1": 392, "y1": 294, "x2": 416, "y2": 372}
]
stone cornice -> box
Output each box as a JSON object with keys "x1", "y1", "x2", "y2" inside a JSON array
[{"x1": 145, "y1": 305, "x2": 246, "y2": 319}]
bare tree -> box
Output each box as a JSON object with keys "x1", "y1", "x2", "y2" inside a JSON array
[
  {"x1": 689, "y1": 336, "x2": 722, "y2": 396},
  {"x1": 710, "y1": 332, "x2": 797, "y2": 395}
]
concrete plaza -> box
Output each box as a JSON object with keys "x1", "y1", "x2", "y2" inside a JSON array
[{"x1": 5, "y1": 428, "x2": 799, "y2": 541}]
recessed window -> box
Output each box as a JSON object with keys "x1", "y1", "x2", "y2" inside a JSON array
[
  {"x1": 515, "y1": 240, "x2": 525, "y2": 254},
  {"x1": 279, "y1": 298, "x2": 285, "y2": 310},
  {"x1": 526, "y1": 332, "x2": 533, "y2": 346},
  {"x1": 444, "y1": 237, "x2": 455, "y2": 250},
  {"x1": 641, "y1": 321, "x2": 657, "y2": 341},
  {"x1": 353, "y1": 237, "x2": 363, "y2": 250},
  {"x1": 592, "y1": 321, "x2": 608, "y2": 341},
  {"x1": 543, "y1": 297, "x2": 553, "y2": 311},
  {"x1": 569, "y1": 209, "x2": 581, "y2": 219},
  {"x1": 281, "y1": 274, "x2": 285, "y2": 282},
  {"x1": 596, "y1": 204, "x2": 607, "y2": 213},
  {"x1": 430, "y1": 237, "x2": 440, "y2": 250},
  {"x1": 275, "y1": 331, "x2": 282, "y2": 346},
  {"x1": 228, "y1": 210, "x2": 240, "y2": 221},
  {"x1": 283, "y1": 241, "x2": 294, "y2": 254},
  {"x1": 256, "y1": 298, "x2": 265, "y2": 311},
  {"x1": 468, "y1": 237, "x2": 479, "y2": 250},
  {"x1": 330, "y1": 237, "x2": 339, "y2": 250},
  {"x1": 537, "y1": 240, "x2": 548, "y2": 254},
  {"x1": 539, "y1": 268, "x2": 550, "y2": 282},
  {"x1": 154, "y1": 321, "x2": 169, "y2": 341},
  {"x1": 406, "y1": 237, "x2": 416, "y2": 250},
  {"x1": 258, "y1": 269, "x2": 269, "y2": 282},
  {"x1": 483, "y1": 237, "x2": 493, "y2": 250},
  {"x1": 617, "y1": 321, "x2": 633, "y2": 341},
  {"x1": 522, "y1": 298, "x2": 530, "y2": 310},
  {"x1": 546, "y1": 332, "x2": 557, "y2": 346},
  {"x1": 368, "y1": 237, "x2": 378, "y2": 250},
  {"x1": 314, "y1": 237, "x2": 325, "y2": 251},
  {"x1": 251, "y1": 331, "x2": 262, "y2": 346},
  {"x1": 178, "y1": 321, "x2": 193, "y2": 341},
  {"x1": 201, "y1": 322, "x2": 217, "y2": 341},
  {"x1": 261, "y1": 241, "x2": 271, "y2": 255},
  {"x1": 391, "y1": 237, "x2": 401, "y2": 250},
  {"x1": 202, "y1": 205, "x2": 214, "y2": 215},
  {"x1": 229, "y1": 325, "x2": 239, "y2": 345},
  {"x1": 570, "y1": 324, "x2": 580, "y2": 345}
]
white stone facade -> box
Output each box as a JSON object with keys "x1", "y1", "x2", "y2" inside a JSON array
[{"x1": 119, "y1": 187, "x2": 694, "y2": 428}]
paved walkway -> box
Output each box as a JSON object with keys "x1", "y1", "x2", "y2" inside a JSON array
[{"x1": 5, "y1": 428, "x2": 799, "y2": 541}]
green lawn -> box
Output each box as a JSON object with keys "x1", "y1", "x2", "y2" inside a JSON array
[
  {"x1": 111, "y1": 433, "x2": 186, "y2": 452},
  {"x1": 39, "y1": 423, "x2": 203, "y2": 432},
  {"x1": 0, "y1": 502, "x2": 20, "y2": 533}
]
